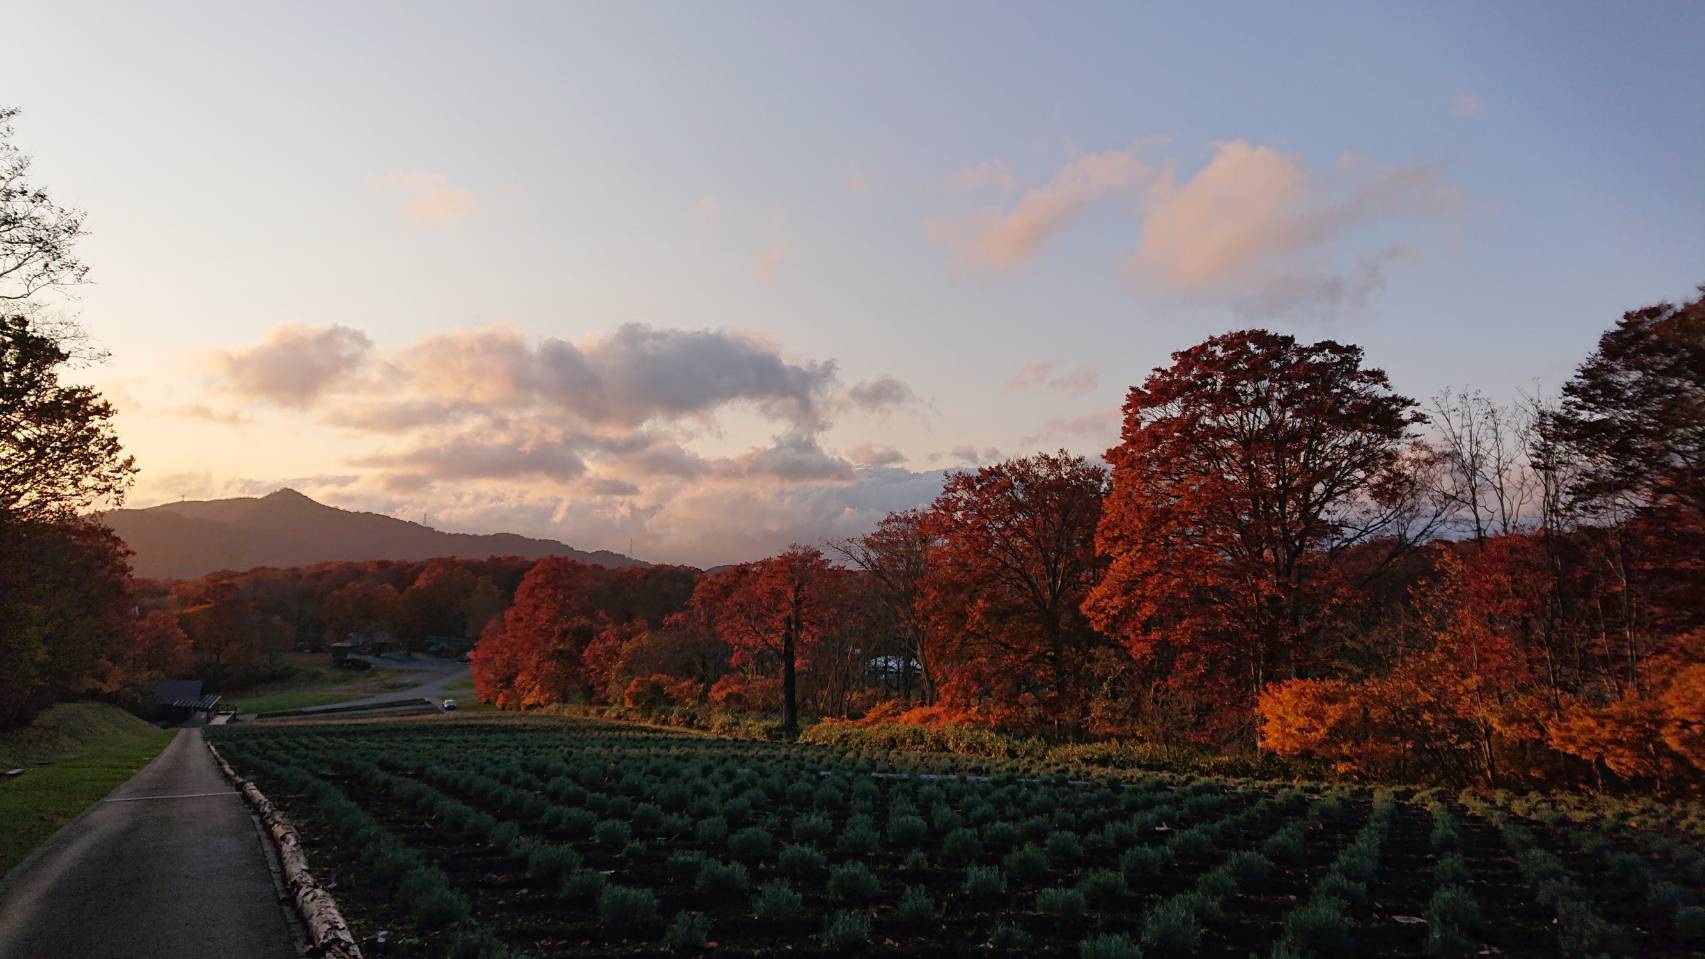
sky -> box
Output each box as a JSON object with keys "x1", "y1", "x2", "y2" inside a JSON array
[{"x1": 6, "y1": 2, "x2": 1704, "y2": 566}]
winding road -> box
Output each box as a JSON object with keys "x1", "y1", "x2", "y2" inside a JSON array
[{"x1": 0, "y1": 727, "x2": 299, "y2": 959}]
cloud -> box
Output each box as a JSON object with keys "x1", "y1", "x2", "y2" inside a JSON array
[
  {"x1": 848, "y1": 171, "x2": 869, "y2": 192},
  {"x1": 187, "y1": 319, "x2": 940, "y2": 566},
  {"x1": 215, "y1": 324, "x2": 372, "y2": 407},
  {"x1": 693, "y1": 195, "x2": 720, "y2": 221},
  {"x1": 847, "y1": 444, "x2": 906, "y2": 467},
  {"x1": 755, "y1": 240, "x2": 787, "y2": 287},
  {"x1": 719, "y1": 433, "x2": 855, "y2": 483},
  {"x1": 375, "y1": 170, "x2": 478, "y2": 225},
  {"x1": 1006, "y1": 361, "x2": 1097, "y2": 396},
  {"x1": 928, "y1": 147, "x2": 1151, "y2": 270},
  {"x1": 1453, "y1": 93, "x2": 1484, "y2": 116},
  {"x1": 844, "y1": 375, "x2": 916, "y2": 414},
  {"x1": 938, "y1": 445, "x2": 1002, "y2": 466},
  {"x1": 951, "y1": 160, "x2": 1015, "y2": 193},
  {"x1": 307, "y1": 322, "x2": 839, "y2": 432},
  {"x1": 355, "y1": 433, "x2": 589, "y2": 482},
  {"x1": 1019, "y1": 407, "x2": 1123, "y2": 449},
  {"x1": 584, "y1": 477, "x2": 640, "y2": 497},
  {"x1": 1128, "y1": 141, "x2": 1463, "y2": 312},
  {"x1": 170, "y1": 403, "x2": 252, "y2": 426}
]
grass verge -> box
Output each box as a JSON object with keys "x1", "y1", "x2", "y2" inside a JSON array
[
  {"x1": 223, "y1": 651, "x2": 412, "y2": 714},
  {"x1": 0, "y1": 702, "x2": 175, "y2": 876}
]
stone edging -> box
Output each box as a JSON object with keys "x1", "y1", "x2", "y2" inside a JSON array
[{"x1": 206, "y1": 740, "x2": 364, "y2": 959}]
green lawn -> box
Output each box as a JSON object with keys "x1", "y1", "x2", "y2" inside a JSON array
[
  {"x1": 0, "y1": 702, "x2": 175, "y2": 876},
  {"x1": 222, "y1": 652, "x2": 414, "y2": 714}
]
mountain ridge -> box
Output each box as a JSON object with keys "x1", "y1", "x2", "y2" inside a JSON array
[{"x1": 99, "y1": 488, "x2": 644, "y2": 580}]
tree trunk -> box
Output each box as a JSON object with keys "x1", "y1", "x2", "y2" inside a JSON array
[{"x1": 781, "y1": 614, "x2": 798, "y2": 733}]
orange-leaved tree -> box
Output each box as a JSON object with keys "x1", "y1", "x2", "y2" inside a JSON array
[
  {"x1": 922, "y1": 451, "x2": 1110, "y2": 734},
  {"x1": 1087, "y1": 330, "x2": 1431, "y2": 740},
  {"x1": 690, "y1": 545, "x2": 839, "y2": 733}
]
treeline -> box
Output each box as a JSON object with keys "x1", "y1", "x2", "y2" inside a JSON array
[
  {"x1": 473, "y1": 292, "x2": 1704, "y2": 794},
  {"x1": 127, "y1": 556, "x2": 541, "y2": 688}
]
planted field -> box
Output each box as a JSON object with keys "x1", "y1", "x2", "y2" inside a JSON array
[{"x1": 208, "y1": 720, "x2": 1705, "y2": 959}]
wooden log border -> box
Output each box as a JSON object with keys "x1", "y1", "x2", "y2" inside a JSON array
[{"x1": 207, "y1": 740, "x2": 364, "y2": 959}]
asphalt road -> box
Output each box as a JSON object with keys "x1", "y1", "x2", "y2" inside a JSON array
[{"x1": 0, "y1": 727, "x2": 299, "y2": 959}]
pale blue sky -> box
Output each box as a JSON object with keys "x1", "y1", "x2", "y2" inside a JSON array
[{"x1": 7, "y1": 2, "x2": 1703, "y2": 564}]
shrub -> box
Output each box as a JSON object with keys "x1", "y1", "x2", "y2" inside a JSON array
[
  {"x1": 1434, "y1": 852, "x2": 1469, "y2": 886},
  {"x1": 753, "y1": 879, "x2": 802, "y2": 920},
  {"x1": 984, "y1": 820, "x2": 1023, "y2": 851},
  {"x1": 965, "y1": 864, "x2": 1008, "y2": 901},
  {"x1": 1141, "y1": 896, "x2": 1201, "y2": 954},
  {"x1": 792, "y1": 812, "x2": 834, "y2": 843},
  {"x1": 1078, "y1": 933, "x2": 1142, "y2": 959},
  {"x1": 1314, "y1": 871, "x2": 1367, "y2": 909},
  {"x1": 633, "y1": 802, "x2": 665, "y2": 833},
  {"x1": 1166, "y1": 827, "x2": 1217, "y2": 861},
  {"x1": 447, "y1": 928, "x2": 517, "y2": 959},
  {"x1": 694, "y1": 859, "x2": 751, "y2": 899},
  {"x1": 888, "y1": 813, "x2": 930, "y2": 847},
  {"x1": 1120, "y1": 844, "x2": 1165, "y2": 882},
  {"x1": 896, "y1": 884, "x2": 938, "y2": 925},
  {"x1": 1194, "y1": 864, "x2": 1238, "y2": 902},
  {"x1": 1225, "y1": 850, "x2": 1271, "y2": 884},
  {"x1": 942, "y1": 827, "x2": 983, "y2": 864},
  {"x1": 837, "y1": 818, "x2": 881, "y2": 856},
  {"x1": 663, "y1": 911, "x2": 710, "y2": 951},
  {"x1": 667, "y1": 850, "x2": 706, "y2": 880},
  {"x1": 1078, "y1": 869, "x2": 1128, "y2": 905},
  {"x1": 1553, "y1": 898, "x2": 1624, "y2": 957},
  {"x1": 989, "y1": 922, "x2": 1032, "y2": 951},
  {"x1": 728, "y1": 826, "x2": 775, "y2": 863},
  {"x1": 778, "y1": 843, "x2": 826, "y2": 875},
  {"x1": 527, "y1": 843, "x2": 582, "y2": 884},
  {"x1": 829, "y1": 861, "x2": 882, "y2": 902},
  {"x1": 1430, "y1": 816, "x2": 1460, "y2": 851},
  {"x1": 412, "y1": 884, "x2": 470, "y2": 930},
  {"x1": 1282, "y1": 899, "x2": 1354, "y2": 958},
  {"x1": 1262, "y1": 824, "x2": 1305, "y2": 863},
  {"x1": 1037, "y1": 886, "x2": 1089, "y2": 920},
  {"x1": 598, "y1": 884, "x2": 659, "y2": 929},
  {"x1": 1003, "y1": 843, "x2": 1050, "y2": 883},
  {"x1": 1426, "y1": 885, "x2": 1479, "y2": 957},
  {"x1": 821, "y1": 910, "x2": 871, "y2": 950},
  {"x1": 695, "y1": 816, "x2": 728, "y2": 844},
  {"x1": 1045, "y1": 829, "x2": 1084, "y2": 862},
  {"x1": 595, "y1": 818, "x2": 633, "y2": 847},
  {"x1": 561, "y1": 807, "x2": 597, "y2": 837},
  {"x1": 900, "y1": 849, "x2": 929, "y2": 872},
  {"x1": 561, "y1": 867, "x2": 608, "y2": 902}
]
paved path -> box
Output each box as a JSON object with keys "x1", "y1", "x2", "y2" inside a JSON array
[
  {"x1": 0, "y1": 727, "x2": 299, "y2": 959},
  {"x1": 260, "y1": 653, "x2": 468, "y2": 719}
]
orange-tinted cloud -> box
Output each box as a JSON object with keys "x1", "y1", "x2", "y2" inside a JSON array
[
  {"x1": 214, "y1": 323, "x2": 372, "y2": 407},
  {"x1": 928, "y1": 147, "x2": 1151, "y2": 270},
  {"x1": 1128, "y1": 141, "x2": 1462, "y2": 311},
  {"x1": 375, "y1": 170, "x2": 478, "y2": 225}
]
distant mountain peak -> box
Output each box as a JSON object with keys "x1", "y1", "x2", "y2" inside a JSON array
[{"x1": 99, "y1": 490, "x2": 644, "y2": 580}]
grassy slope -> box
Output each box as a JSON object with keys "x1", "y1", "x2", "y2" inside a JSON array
[
  {"x1": 439, "y1": 675, "x2": 498, "y2": 713},
  {"x1": 222, "y1": 651, "x2": 414, "y2": 714},
  {"x1": 0, "y1": 702, "x2": 175, "y2": 876}
]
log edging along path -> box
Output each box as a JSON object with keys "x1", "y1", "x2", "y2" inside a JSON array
[{"x1": 206, "y1": 740, "x2": 364, "y2": 959}]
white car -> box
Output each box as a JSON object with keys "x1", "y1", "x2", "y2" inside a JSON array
[{"x1": 441, "y1": 699, "x2": 458, "y2": 711}]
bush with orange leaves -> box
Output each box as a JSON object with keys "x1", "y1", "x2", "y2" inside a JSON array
[
  {"x1": 623, "y1": 674, "x2": 702, "y2": 710},
  {"x1": 1548, "y1": 631, "x2": 1705, "y2": 791},
  {"x1": 708, "y1": 674, "x2": 782, "y2": 713}
]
